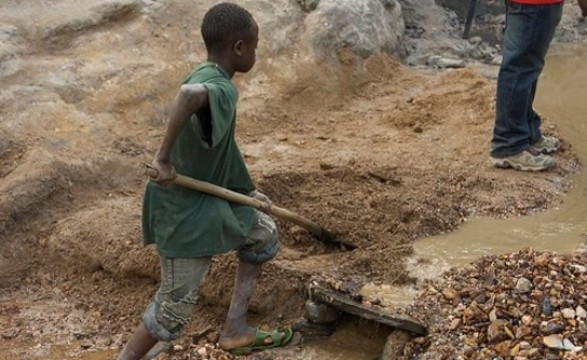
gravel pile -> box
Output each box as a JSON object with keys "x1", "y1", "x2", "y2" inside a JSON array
[{"x1": 404, "y1": 248, "x2": 587, "y2": 359}]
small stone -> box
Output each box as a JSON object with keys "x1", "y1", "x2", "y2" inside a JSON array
[
  {"x1": 510, "y1": 343, "x2": 520, "y2": 356},
  {"x1": 542, "y1": 321, "x2": 565, "y2": 335},
  {"x1": 494, "y1": 340, "x2": 511, "y2": 356},
  {"x1": 206, "y1": 332, "x2": 220, "y2": 344},
  {"x1": 504, "y1": 326, "x2": 515, "y2": 340},
  {"x1": 561, "y1": 308, "x2": 576, "y2": 319},
  {"x1": 515, "y1": 325, "x2": 532, "y2": 339},
  {"x1": 216, "y1": 352, "x2": 231, "y2": 360},
  {"x1": 562, "y1": 338, "x2": 576, "y2": 351},
  {"x1": 489, "y1": 308, "x2": 498, "y2": 322},
  {"x1": 528, "y1": 348, "x2": 540, "y2": 356},
  {"x1": 515, "y1": 278, "x2": 532, "y2": 294},
  {"x1": 463, "y1": 335, "x2": 478, "y2": 347},
  {"x1": 491, "y1": 55, "x2": 503, "y2": 66},
  {"x1": 304, "y1": 300, "x2": 341, "y2": 323},
  {"x1": 413, "y1": 337, "x2": 426, "y2": 345},
  {"x1": 95, "y1": 336, "x2": 113, "y2": 348},
  {"x1": 197, "y1": 347, "x2": 207, "y2": 356},
  {"x1": 487, "y1": 320, "x2": 508, "y2": 343},
  {"x1": 449, "y1": 318, "x2": 462, "y2": 330},
  {"x1": 521, "y1": 315, "x2": 532, "y2": 326},
  {"x1": 173, "y1": 344, "x2": 184, "y2": 352},
  {"x1": 297, "y1": 0, "x2": 320, "y2": 12},
  {"x1": 576, "y1": 306, "x2": 587, "y2": 319},
  {"x1": 543, "y1": 334, "x2": 564, "y2": 349},
  {"x1": 191, "y1": 328, "x2": 212, "y2": 344},
  {"x1": 463, "y1": 345, "x2": 475, "y2": 356},
  {"x1": 382, "y1": 331, "x2": 412, "y2": 360},
  {"x1": 542, "y1": 297, "x2": 553, "y2": 316},
  {"x1": 468, "y1": 36, "x2": 482, "y2": 45},
  {"x1": 427, "y1": 55, "x2": 441, "y2": 67},
  {"x1": 442, "y1": 288, "x2": 458, "y2": 300},
  {"x1": 437, "y1": 57, "x2": 466, "y2": 69}
]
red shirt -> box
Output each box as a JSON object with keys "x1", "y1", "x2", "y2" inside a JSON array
[{"x1": 510, "y1": 0, "x2": 563, "y2": 3}]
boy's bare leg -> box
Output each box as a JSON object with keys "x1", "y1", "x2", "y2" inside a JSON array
[
  {"x1": 219, "y1": 260, "x2": 288, "y2": 350},
  {"x1": 219, "y1": 260, "x2": 262, "y2": 349},
  {"x1": 116, "y1": 322, "x2": 158, "y2": 360}
]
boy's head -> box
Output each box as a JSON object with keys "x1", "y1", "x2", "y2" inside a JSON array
[{"x1": 201, "y1": 3, "x2": 258, "y2": 73}]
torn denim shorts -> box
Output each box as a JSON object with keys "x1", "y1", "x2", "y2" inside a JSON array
[{"x1": 142, "y1": 210, "x2": 279, "y2": 341}]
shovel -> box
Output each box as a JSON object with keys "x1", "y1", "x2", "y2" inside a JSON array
[{"x1": 144, "y1": 164, "x2": 356, "y2": 249}]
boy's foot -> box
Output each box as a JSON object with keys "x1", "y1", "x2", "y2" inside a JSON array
[
  {"x1": 490, "y1": 148, "x2": 555, "y2": 171},
  {"x1": 532, "y1": 136, "x2": 560, "y2": 154},
  {"x1": 219, "y1": 327, "x2": 294, "y2": 355}
]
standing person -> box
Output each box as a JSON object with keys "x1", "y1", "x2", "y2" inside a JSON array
[
  {"x1": 580, "y1": 0, "x2": 587, "y2": 16},
  {"x1": 489, "y1": 0, "x2": 565, "y2": 171},
  {"x1": 116, "y1": 3, "x2": 293, "y2": 360}
]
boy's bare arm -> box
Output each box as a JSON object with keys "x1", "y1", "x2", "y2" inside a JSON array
[{"x1": 150, "y1": 84, "x2": 209, "y2": 185}]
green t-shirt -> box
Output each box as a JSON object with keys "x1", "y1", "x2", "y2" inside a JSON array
[{"x1": 142, "y1": 63, "x2": 256, "y2": 258}]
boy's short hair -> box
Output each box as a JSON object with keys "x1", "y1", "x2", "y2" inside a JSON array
[{"x1": 201, "y1": 2, "x2": 256, "y2": 52}]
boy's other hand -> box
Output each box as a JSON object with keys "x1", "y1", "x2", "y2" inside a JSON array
[
  {"x1": 252, "y1": 191, "x2": 273, "y2": 213},
  {"x1": 150, "y1": 159, "x2": 177, "y2": 186}
]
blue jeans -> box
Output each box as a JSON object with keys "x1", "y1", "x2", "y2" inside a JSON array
[{"x1": 490, "y1": 1, "x2": 563, "y2": 158}]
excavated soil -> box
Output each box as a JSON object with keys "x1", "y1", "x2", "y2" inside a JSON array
[{"x1": 0, "y1": 1, "x2": 581, "y2": 359}]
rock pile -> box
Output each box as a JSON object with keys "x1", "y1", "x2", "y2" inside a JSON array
[
  {"x1": 301, "y1": 0, "x2": 405, "y2": 59},
  {"x1": 404, "y1": 248, "x2": 587, "y2": 359}
]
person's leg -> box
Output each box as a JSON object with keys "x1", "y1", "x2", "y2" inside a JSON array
[
  {"x1": 218, "y1": 260, "x2": 264, "y2": 349},
  {"x1": 527, "y1": 82, "x2": 542, "y2": 144},
  {"x1": 219, "y1": 211, "x2": 288, "y2": 351},
  {"x1": 117, "y1": 257, "x2": 212, "y2": 360},
  {"x1": 491, "y1": 2, "x2": 562, "y2": 158},
  {"x1": 116, "y1": 323, "x2": 157, "y2": 360},
  {"x1": 527, "y1": 4, "x2": 563, "y2": 144},
  {"x1": 578, "y1": 0, "x2": 587, "y2": 17}
]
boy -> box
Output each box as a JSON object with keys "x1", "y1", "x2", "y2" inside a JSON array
[{"x1": 117, "y1": 3, "x2": 292, "y2": 359}]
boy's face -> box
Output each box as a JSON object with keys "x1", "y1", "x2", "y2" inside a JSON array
[{"x1": 233, "y1": 23, "x2": 258, "y2": 73}]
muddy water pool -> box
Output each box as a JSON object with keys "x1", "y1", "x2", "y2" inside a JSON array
[{"x1": 410, "y1": 44, "x2": 587, "y2": 278}]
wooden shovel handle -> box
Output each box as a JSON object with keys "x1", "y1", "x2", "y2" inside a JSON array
[{"x1": 145, "y1": 166, "x2": 331, "y2": 241}]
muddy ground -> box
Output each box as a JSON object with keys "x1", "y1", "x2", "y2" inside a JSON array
[{"x1": 0, "y1": 1, "x2": 585, "y2": 359}]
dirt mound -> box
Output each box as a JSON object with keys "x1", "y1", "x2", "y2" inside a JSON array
[{"x1": 46, "y1": 197, "x2": 158, "y2": 279}]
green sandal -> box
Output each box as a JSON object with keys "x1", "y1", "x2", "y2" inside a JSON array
[{"x1": 229, "y1": 327, "x2": 294, "y2": 356}]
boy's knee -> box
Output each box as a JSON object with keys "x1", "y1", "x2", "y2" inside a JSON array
[
  {"x1": 142, "y1": 257, "x2": 210, "y2": 341},
  {"x1": 238, "y1": 211, "x2": 280, "y2": 264},
  {"x1": 142, "y1": 300, "x2": 193, "y2": 341}
]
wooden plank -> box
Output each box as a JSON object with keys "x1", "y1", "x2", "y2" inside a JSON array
[{"x1": 309, "y1": 285, "x2": 428, "y2": 336}]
